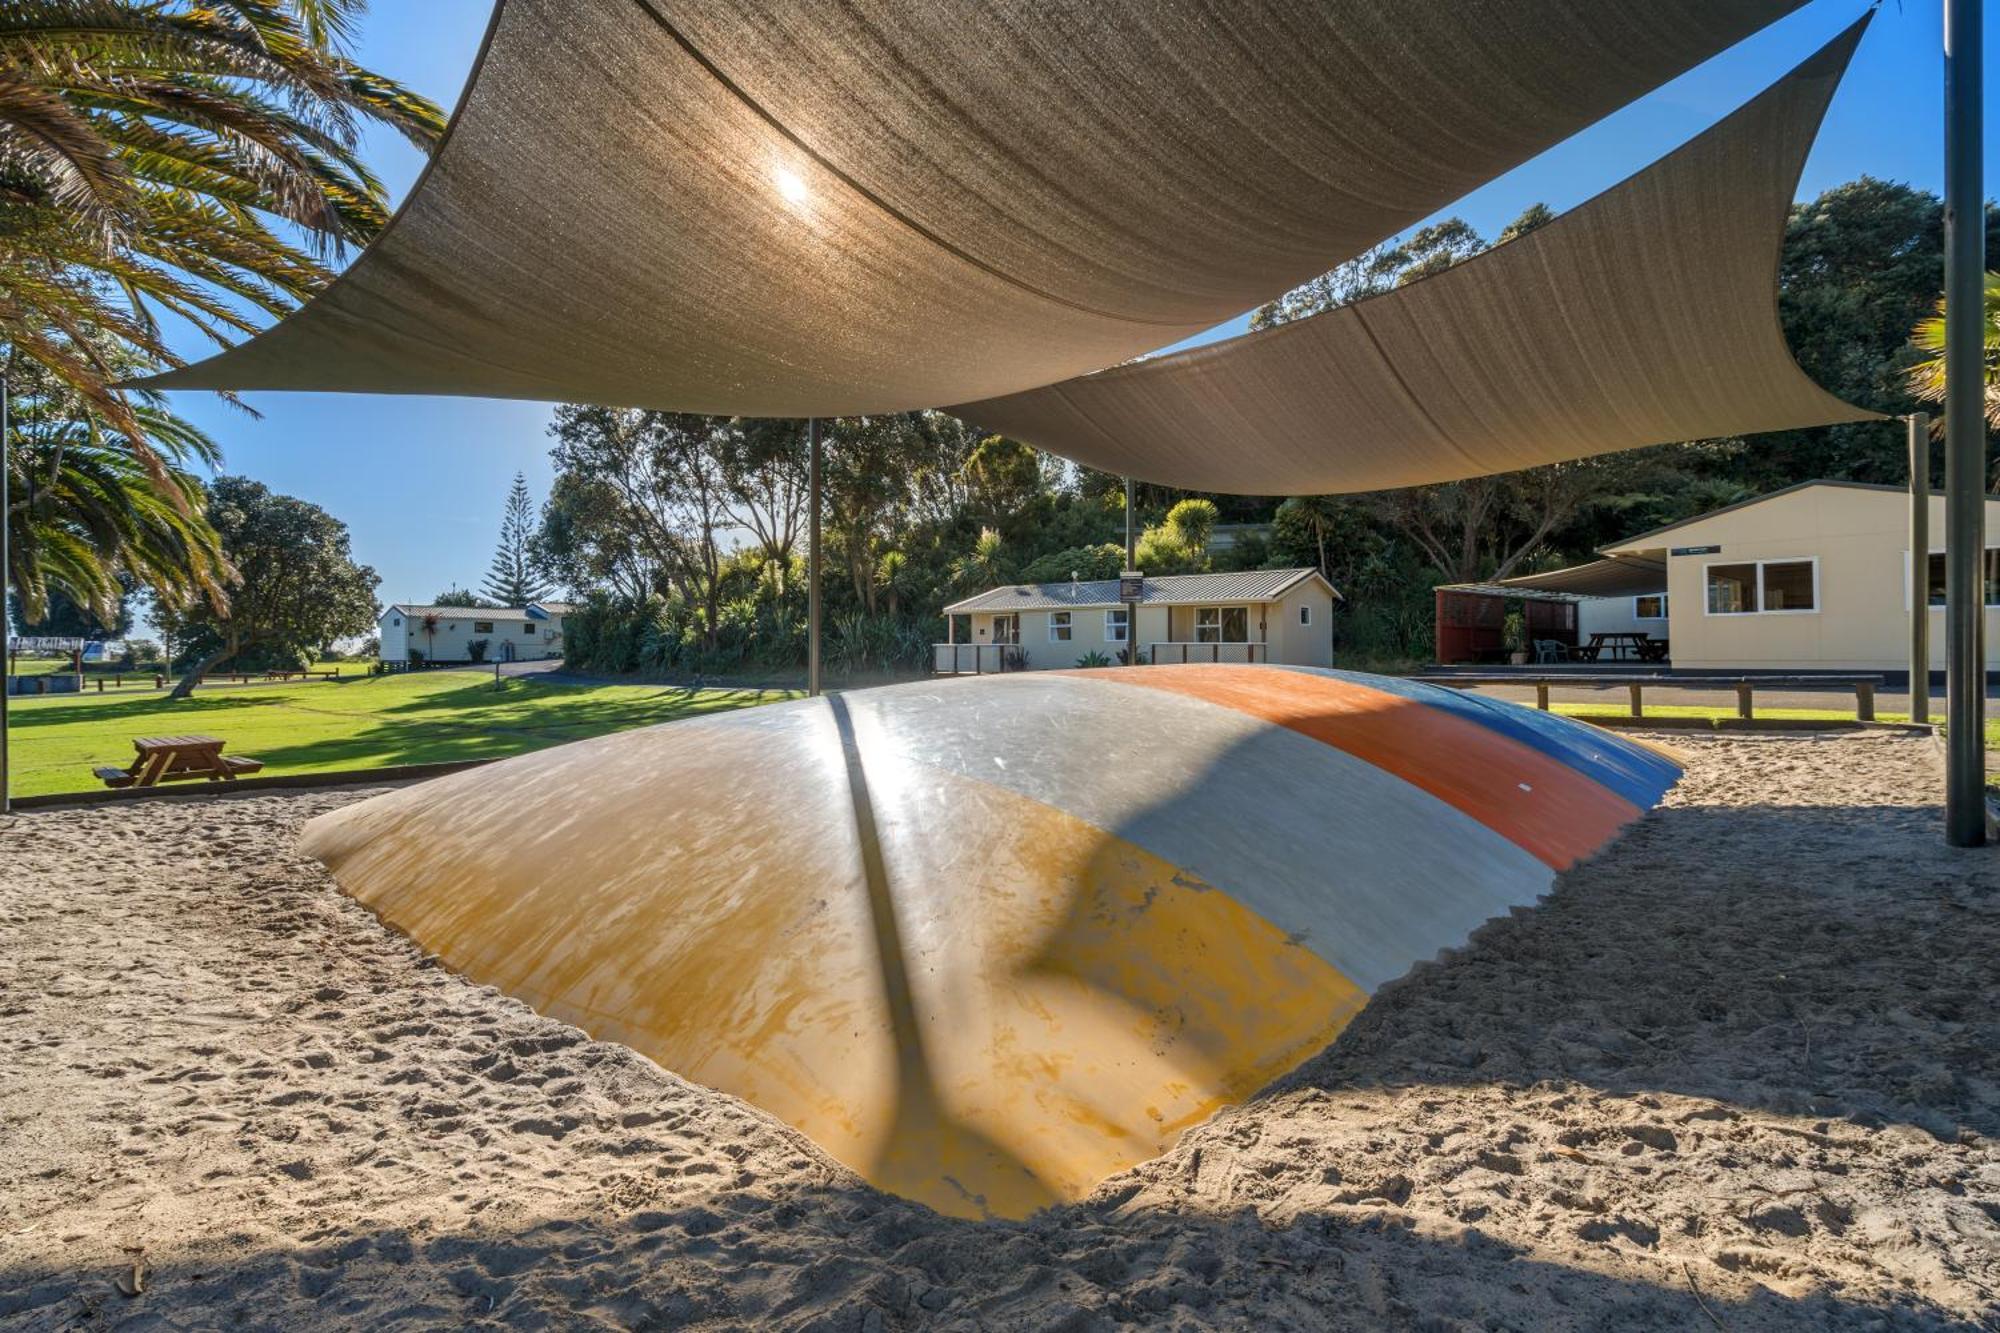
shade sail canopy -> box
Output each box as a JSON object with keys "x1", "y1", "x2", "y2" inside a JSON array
[
  {"x1": 137, "y1": 0, "x2": 1807, "y2": 415},
  {"x1": 300, "y1": 667, "x2": 1678, "y2": 1219},
  {"x1": 1498, "y1": 556, "x2": 1670, "y2": 598},
  {"x1": 950, "y1": 20, "x2": 1880, "y2": 495}
]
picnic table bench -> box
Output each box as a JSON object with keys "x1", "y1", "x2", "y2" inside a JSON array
[
  {"x1": 1575, "y1": 631, "x2": 1669, "y2": 663},
  {"x1": 94, "y1": 735, "x2": 265, "y2": 789}
]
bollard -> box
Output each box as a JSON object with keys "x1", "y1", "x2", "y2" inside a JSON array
[
  {"x1": 1736, "y1": 681, "x2": 1754, "y2": 720},
  {"x1": 1627, "y1": 682, "x2": 1643, "y2": 718},
  {"x1": 1855, "y1": 680, "x2": 1875, "y2": 722},
  {"x1": 1535, "y1": 682, "x2": 1550, "y2": 711}
]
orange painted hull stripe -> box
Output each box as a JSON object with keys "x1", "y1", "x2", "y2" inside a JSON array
[{"x1": 1065, "y1": 666, "x2": 1641, "y2": 870}]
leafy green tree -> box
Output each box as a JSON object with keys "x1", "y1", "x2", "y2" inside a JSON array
[
  {"x1": 717, "y1": 419, "x2": 808, "y2": 591},
  {"x1": 1018, "y1": 544, "x2": 1123, "y2": 585},
  {"x1": 432, "y1": 586, "x2": 490, "y2": 608},
  {"x1": 1379, "y1": 217, "x2": 1486, "y2": 284},
  {"x1": 1496, "y1": 202, "x2": 1555, "y2": 244},
  {"x1": 961, "y1": 434, "x2": 1049, "y2": 533},
  {"x1": 156, "y1": 476, "x2": 378, "y2": 696},
  {"x1": 0, "y1": 0, "x2": 445, "y2": 447},
  {"x1": 481, "y1": 472, "x2": 549, "y2": 606}
]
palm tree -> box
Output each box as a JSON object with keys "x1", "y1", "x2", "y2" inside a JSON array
[
  {"x1": 874, "y1": 549, "x2": 910, "y2": 617},
  {"x1": 1, "y1": 0, "x2": 446, "y2": 450},
  {"x1": 952, "y1": 527, "x2": 1009, "y2": 591},
  {"x1": 1281, "y1": 495, "x2": 1343, "y2": 577},
  {"x1": 3, "y1": 350, "x2": 228, "y2": 623},
  {"x1": 1905, "y1": 271, "x2": 2000, "y2": 434}
]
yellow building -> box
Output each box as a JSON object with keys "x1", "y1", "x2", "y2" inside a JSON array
[
  {"x1": 1592, "y1": 480, "x2": 2000, "y2": 671},
  {"x1": 938, "y1": 568, "x2": 1338, "y2": 673}
]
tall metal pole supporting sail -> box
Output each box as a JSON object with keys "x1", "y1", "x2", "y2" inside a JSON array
[
  {"x1": 1910, "y1": 413, "x2": 1931, "y2": 727},
  {"x1": 807, "y1": 417, "x2": 822, "y2": 698},
  {"x1": 1124, "y1": 477, "x2": 1138, "y2": 665},
  {"x1": 1942, "y1": 0, "x2": 1985, "y2": 846}
]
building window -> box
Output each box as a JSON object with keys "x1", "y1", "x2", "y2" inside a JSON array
[
  {"x1": 1299, "y1": 605, "x2": 1312, "y2": 626},
  {"x1": 992, "y1": 614, "x2": 1019, "y2": 645},
  {"x1": 1706, "y1": 564, "x2": 1756, "y2": 614},
  {"x1": 1706, "y1": 559, "x2": 1817, "y2": 615},
  {"x1": 1760, "y1": 561, "x2": 1815, "y2": 611},
  {"x1": 473, "y1": 621, "x2": 494, "y2": 634},
  {"x1": 1104, "y1": 609, "x2": 1128, "y2": 643},
  {"x1": 1923, "y1": 549, "x2": 2000, "y2": 606},
  {"x1": 1048, "y1": 611, "x2": 1072, "y2": 642},
  {"x1": 390, "y1": 617, "x2": 400, "y2": 627},
  {"x1": 522, "y1": 623, "x2": 536, "y2": 635},
  {"x1": 1195, "y1": 606, "x2": 1249, "y2": 643},
  {"x1": 1634, "y1": 594, "x2": 1668, "y2": 620}
]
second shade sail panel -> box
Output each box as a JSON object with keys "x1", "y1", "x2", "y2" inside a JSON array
[{"x1": 950, "y1": 19, "x2": 1878, "y2": 495}]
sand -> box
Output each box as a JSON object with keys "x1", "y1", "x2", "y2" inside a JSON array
[{"x1": 1, "y1": 730, "x2": 1995, "y2": 1331}]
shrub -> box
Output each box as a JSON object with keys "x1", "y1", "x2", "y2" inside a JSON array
[{"x1": 1074, "y1": 650, "x2": 1112, "y2": 668}]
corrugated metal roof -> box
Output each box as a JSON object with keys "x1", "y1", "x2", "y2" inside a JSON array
[
  {"x1": 943, "y1": 568, "x2": 1329, "y2": 614},
  {"x1": 1498, "y1": 555, "x2": 1667, "y2": 597}
]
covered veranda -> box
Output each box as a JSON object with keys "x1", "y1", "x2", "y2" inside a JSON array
[{"x1": 1435, "y1": 556, "x2": 1670, "y2": 666}]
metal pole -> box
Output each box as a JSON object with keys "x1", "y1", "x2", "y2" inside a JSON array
[
  {"x1": 807, "y1": 417, "x2": 822, "y2": 698},
  {"x1": 1942, "y1": 0, "x2": 1985, "y2": 846},
  {"x1": 1909, "y1": 413, "x2": 1931, "y2": 726},
  {"x1": 1124, "y1": 477, "x2": 1137, "y2": 664},
  {"x1": 1, "y1": 372, "x2": 9, "y2": 816}
]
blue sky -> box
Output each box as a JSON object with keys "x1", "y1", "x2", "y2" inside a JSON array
[{"x1": 148, "y1": 0, "x2": 1993, "y2": 608}]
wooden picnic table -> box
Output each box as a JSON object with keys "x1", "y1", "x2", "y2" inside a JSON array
[
  {"x1": 94, "y1": 734, "x2": 264, "y2": 789},
  {"x1": 1579, "y1": 631, "x2": 1667, "y2": 663}
]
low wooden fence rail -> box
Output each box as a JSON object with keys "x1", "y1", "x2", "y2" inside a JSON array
[
  {"x1": 1147, "y1": 642, "x2": 1268, "y2": 665},
  {"x1": 1414, "y1": 674, "x2": 1884, "y2": 722}
]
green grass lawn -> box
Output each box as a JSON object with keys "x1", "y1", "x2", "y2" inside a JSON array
[
  {"x1": 5, "y1": 670, "x2": 794, "y2": 798},
  {"x1": 10, "y1": 656, "x2": 78, "y2": 676}
]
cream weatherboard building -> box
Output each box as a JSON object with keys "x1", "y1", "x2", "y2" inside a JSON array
[
  {"x1": 1588, "y1": 481, "x2": 2000, "y2": 671},
  {"x1": 378, "y1": 601, "x2": 574, "y2": 665},
  {"x1": 938, "y1": 569, "x2": 1338, "y2": 673}
]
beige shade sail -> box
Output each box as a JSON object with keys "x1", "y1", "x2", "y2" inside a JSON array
[
  {"x1": 136, "y1": 0, "x2": 1807, "y2": 415},
  {"x1": 950, "y1": 19, "x2": 1881, "y2": 496}
]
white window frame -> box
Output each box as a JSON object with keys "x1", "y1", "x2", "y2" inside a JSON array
[
  {"x1": 990, "y1": 614, "x2": 1019, "y2": 645},
  {"x1": 1633, "y1": 594, "x2": 1668, "y2": 620},
  {"x1": 473, "y1": 620, "x2": 495, "y2": 634},
  {"x1": 1194, "y1": 605, "x2": 1251, "y2": 643},
  {"x1": 1103, "y1": 608, "x2": 1129, "y2": 643},
  {"x1": 1702, "y1": 557, "x2": 1819, "y2": 617},
  {"x1": 1299, "y1": 604, "x2": 1312, "y2": 627},
  {"x1": 1047, "y1": 611, "x2": 1073, "y2": 643}
]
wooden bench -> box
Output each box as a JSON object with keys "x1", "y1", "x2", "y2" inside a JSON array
[
  {"x1": 1412, "y1": 674, "x2": 1882, "y2": 722},
  {"x1": 94, "y1": 735, "x2": 265, "y2": 789}
]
